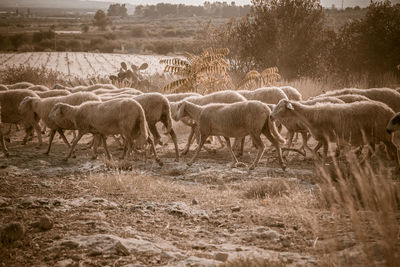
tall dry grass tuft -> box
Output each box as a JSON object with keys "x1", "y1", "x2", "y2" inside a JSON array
[{"x1": 316, "y1": 153, "x2": 400, "y2": 266}]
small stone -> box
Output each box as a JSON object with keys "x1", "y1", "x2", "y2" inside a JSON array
[
  {"x1": 60, "y1": 240, "x2": 80, "y2": 249},
  {"x1": 88, "y1": 249, "x2": 103, "y2": 257},
  {"x1": 235, "y1": 247, "x2": 243, "y2": 251},
  {"x1": 192, "y1": 198, "x2": 199, "y2": 205},
  {"x1": 231, "y1": 206, "x2": 241, "y2": 212},
  {"x1": 282, "y1": 238, "x2": 291, "y2": 247},
  {"x1": 38, "y1": 216, "x2": 54, "y2": 230},
  {"x1": 214, "y1": 252, "x2": 229, "y2": 262},
  {"x1": 114, "y1": 241, "x2": 130, "y2": 256},
  {"x1": 0, "y1": 222, "x2": 25, "y2": 244},
  {"x1": 0, "y1": 196, "x2": 10, "y2": 207}
]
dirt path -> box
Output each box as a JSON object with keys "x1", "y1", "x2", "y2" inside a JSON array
[{"x1": 1, "y1": 126, "x2": 390, "y2": 266}]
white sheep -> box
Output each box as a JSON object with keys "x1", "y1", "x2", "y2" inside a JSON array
[
  {"x1": 385, "y1": 113, "x2": 400, "y2": 166},
  {"x1": 316, "y1": 88, "x2": 400, "y2": 112},
  {"x1": 275, "y1": 97, "x2": 345, "y2": 158},
  {"x1": 170, "y1": 90, "x2": 247, "y2": 155},
  {"x1": 6, "y1": 82, "x2": 34, "y2": 89},
  {"x1": 237, "y1": 87, "x2": 288, "y2": 104},
  {"x1": 18, "y1": 92, "x2": 101, "y2": 154},
  {"x1": 329, "y1": 94, "x2": 371, "y2": 103},
  {"x1": 271, "y1": 99, "x2": 397, "y2": 162},
  {"x1": 26, "y1": 85, "x2": 50, "y2": 92},
  {"x1": 164, "y1": 92, "x2": 202, "y2": 102},
  {"x1": 48, "y1": 99, "x2": 160, "y2": 164},
  {"x1": 101, "y1": 93, "x2": 179, "y2": 161},
  {"x1": 280, "y1": 86, "x2": 302, "y2": 101},
  {"x1": 36, "y1": 90, "x2": 71, "y2": 98},
  {"x1": 175, "y1": 100, "x2": 286, "y2": 170},
  {"x1": 70, "y1": 84, "x2": 117, "y2": 93},
  {"x1": 0, "y1": 89, "x2": 40, "y2": 152}
]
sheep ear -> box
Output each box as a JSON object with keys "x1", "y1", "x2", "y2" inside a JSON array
[{"x1": 286, "y1": 102, "x2": 294, "y2": 110}]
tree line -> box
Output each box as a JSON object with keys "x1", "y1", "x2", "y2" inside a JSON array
[
  {"x1": 134, "y1": 2, "x2": 251, "y2": 18},
  {"x1": 206, "y1": 0, "x2": 400, "y2": 87}
]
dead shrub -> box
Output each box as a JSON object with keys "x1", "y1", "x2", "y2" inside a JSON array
[{"x1": 244, "y1": 180, "x2": 290, "y2": 199}]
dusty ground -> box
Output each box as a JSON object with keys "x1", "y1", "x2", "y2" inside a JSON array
[{"x1": 0, "y1": 123, "x2": 398, "y2": 266}]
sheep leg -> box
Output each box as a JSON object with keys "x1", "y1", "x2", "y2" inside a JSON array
[
  {"x1": 216, "y1": 136, "x2": 225, "y2": 149},
  {"x1": 148, "y1": 124, "x2": 162, "y2": 146},
  {"x1": 0, "y1": 126, "x2": 9, "y2": 157},
  {"x1": 92, "y1": 135, "x2": 101, "y2": 159},
  {"x1": 58, "y1": 130, "x2": 71, "y2": 148},
  {"x1": 263, "y1": 131, "x2": 285, "y2": 171},
  {"x1": 182, "y1": 126, "x2": 196, "y2": 155},
  {"x1": 238, "y1": 137, "x2": 245, "y2": 157},
  {"x1": 224, "y1": 136, "x2": 246, "y2": 168},
  {"x1": 248, "y1": 134, "x2": 265, "y2": 170},
  {"x1": 283, "y1": 130, "x2": 294, "y2": 158},
  {"x1": 147, "y1": 137, "x2": 163, "y2": 166},
  {"x1": 44, "y1": 129, "x2": 57, "y2": 155},
  {"x1": 187, "y1": 134, "x2": 207, "y2": 166},
  {"x1": 300, "y1": 132, "x2": 309, "y2": 156},
  {"x1": 32, "y1": 122, "x2": 43, "y2": 147},
  {"x1": 100, "y1": 135, "x2": 112, "y2": 160},
  {"x1": 64, "y1": 132, "x2": 84, "y2": 161},
  {"x1": 169, "y1": 128, "x2": 179, "y2": 162}
]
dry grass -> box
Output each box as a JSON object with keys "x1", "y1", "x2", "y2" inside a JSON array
[
  {"x1": 220, "y1": 256, "x2": 286, "y2": 267},
  {"x1": 315, "y1": 153, "x2": 400, "y2": 266},
  {"x1": 243, "y1": 179, "x2": 291, "y2": 199}
]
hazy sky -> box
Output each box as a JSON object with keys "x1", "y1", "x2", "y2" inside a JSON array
[{"x1": 91, "y1": 0, "x2": 397, "y2": 8}]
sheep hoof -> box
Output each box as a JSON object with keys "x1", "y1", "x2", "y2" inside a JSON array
[
  {"x1": 281, "y1": 164, "x2": 287, "y2": 171},
  {"x1": 91, "y1": 155, "x2": 98, "y2": 160},
  {"x1": 174, "y1": 158, "x2": 179, "y2": 162},
  {"x1": 156, "y1": 159, "x2": 163, "y2": 167},
  {"x1": 4, "y1": 152, "x2": 9, "y2": 157},
  {"x1": 62, "y1": 158, "x2": 69, "y2": 162},
  {"x1": 43, "y1": 152, "x2": 49, "y2": 155},
  {"x1": 72, "y1": 154, "x2": 76, "y2": 159},
  {"x1": 187, "y1": 162, "x2": 193, "y2": 167},
  {"x1": 248, "y1": 165, "x2": 255, "y2": 170}
]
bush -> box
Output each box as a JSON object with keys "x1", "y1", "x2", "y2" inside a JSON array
[
  {"x1": 0, "y1": 65, "x2": 62, "y2": 88},
  {"x1": 130, "y1": 26, "x2": 148, "y2": 37},
  {"x1": 32, "y1": 30, "x2": 55, "y2": 43},
  {"x1": 10, "y1": 33, "x2": 30, "y2": 49},
  {"x1": 144, "y1": 41, "x2": 175, "y2": 55}
]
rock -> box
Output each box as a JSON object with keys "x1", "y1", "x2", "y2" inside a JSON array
[
  {"x1": 282, "y1": 238, "x2": 291, "y2": 248},
  {"x1": 0, "y1": 196, "x2": 10, "y2": 207},
  {"x1": 0, "y1": 222, "x2": 25, "y2": 244},
  {"x1": 55, "y1": 259, "x2": 80, "y2": 267},
  {"x1": 35, "y1": 216, "x2": 53, "y2": 230},
  {"x1": 214, "y1": 252, "x2": 229, "y2": 262},
  {"x1": 231, "y1": 206, "x2": 241, "y2": 212},
  {"x1": 166, "y1": 202, "x2": 191, "y2": 218},
  {"x1": 192, "y1": 198, "x2": 199, "y2": 205},
  {"x1": 60, "y1": 240, "x2": 80, "y2": 249},
  {"x1": 114, "y1": 241, "x2": 130, "y2": 256}
]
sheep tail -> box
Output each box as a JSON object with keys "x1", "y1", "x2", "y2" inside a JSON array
[
  {"x1": 164, "y1": 101, "x2": 173, "y2": 134},
  {"x1": 268, "y1": 118, "x2": 286, "y2": 144},
  {"x1": 139, "y1": 107, "x2": 149, "y2": 142}
]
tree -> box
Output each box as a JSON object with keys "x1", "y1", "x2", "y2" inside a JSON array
[
  {"x1": 94, "y1": 10, "x2": 111, "y2": 30},
  {"x1": 332, "y1": 0, "x2": 400, "y2": 86},
  {"x1": 107, "y1": 4, "x2": 128, "y2": 17},
  {"x1": 207, "y1": 0, "x2": 332, "y2": 80}
]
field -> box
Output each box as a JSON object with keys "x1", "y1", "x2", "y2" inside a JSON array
[
  {"x1": 1, "y1": 108, "x2": 399, "y2": 266},
  {"x1": 0, "y1": 52, "x2": 169, "y2": 78}
]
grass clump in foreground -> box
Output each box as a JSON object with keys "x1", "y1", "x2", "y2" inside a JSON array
[{"x1": 316, "y1": 153, "x2": 400, "y2": 266}]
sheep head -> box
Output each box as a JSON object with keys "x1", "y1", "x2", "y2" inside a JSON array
[
  {"x1": 18, "y1": 96, "x2": 37, "y2": 115},
  {"x1": 270, "y1": 99, "x2": 294, "y2": 121},
  {"x1": 386, "y1": 112, "x2": 400, "y2": 134}
]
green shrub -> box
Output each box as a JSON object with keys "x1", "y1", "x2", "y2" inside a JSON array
[{"x1": 130, "y1": 26, "x2": 148, "y2": 37}]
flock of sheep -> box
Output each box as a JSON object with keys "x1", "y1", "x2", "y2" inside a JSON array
[{"x1": 1, "y1": 81, "x2": 400, "y2": 171}]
